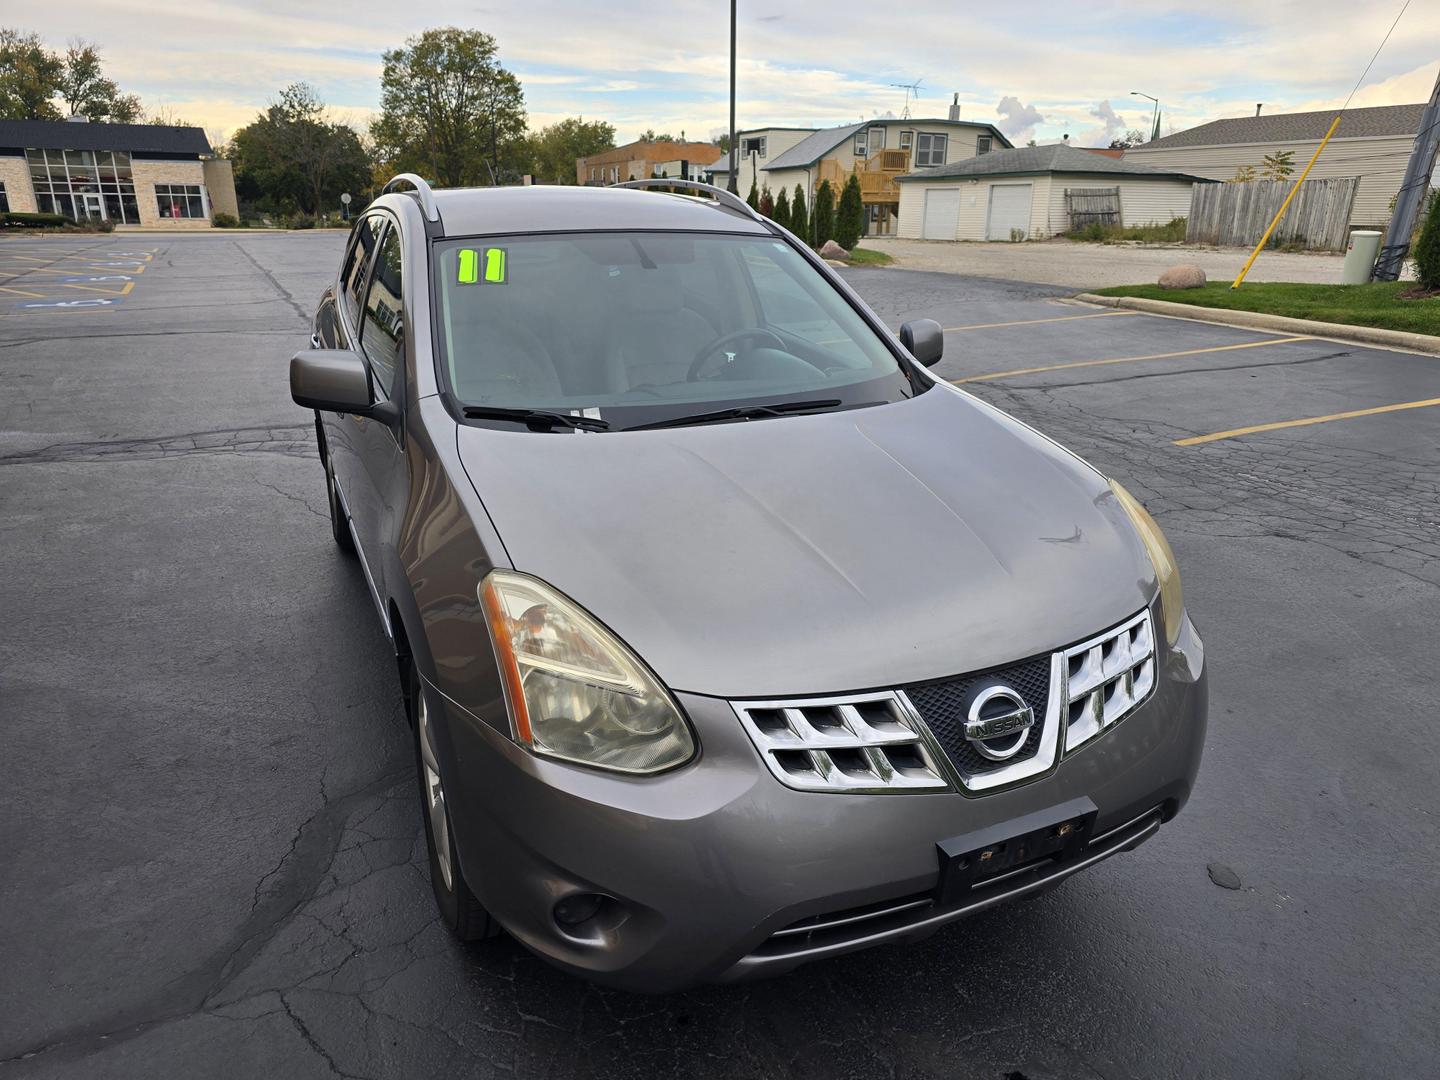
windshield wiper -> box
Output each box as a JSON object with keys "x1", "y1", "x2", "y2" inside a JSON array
[
  {"x1": 625, "y1": 398, "x2": 845, "y2": 432},
  {"x1": 462, "y1": 405, "x2": 611, "y2": 432}
]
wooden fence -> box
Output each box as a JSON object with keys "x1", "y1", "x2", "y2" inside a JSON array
[
  {"x1": 1186, "y1": 177, "x2": 1358, "y2": 252},
  {"x1": 1065, "y1": 187, "x2": 1120, "y2": 229}
]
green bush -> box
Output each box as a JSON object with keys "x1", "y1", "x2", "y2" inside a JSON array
[
  {"x1": 1413, "y1": 190, "x2": 1440, "y2": 290},
  {"x1": 836, "y1": 174, "x2": 863, "y2": 251},
  {"x1": 212, "y1": 211, "x2": 240, "y2": 228},
  {"x1": 288, "y1": 215, "x2": 317, "y2": 230},
  {"x1": 813, "y1": 180, "x2": 836, "y2": 248},
  {"x1": 773, "y1": 187, "x2": 791, "y2": 233},
  {"x1": 746, "y1": 177, "x2": 759, "y2": 210},
  {"x1": 1064, "y1": 216, "x2": 1188, "y2": 244},
  {"x1": 758, "y1": 185, "x2": 774, "y2": 219},
  {"x1": 790, "y1": 183, "x2": 808, "y2": 244},
  {"x1": 1, "y1": 211, "x2": 70, "y2": 228}
]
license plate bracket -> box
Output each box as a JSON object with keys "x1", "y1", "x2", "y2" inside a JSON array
[{"x1": 935, "y1": 797, "x2": 1098, "y2": 905}]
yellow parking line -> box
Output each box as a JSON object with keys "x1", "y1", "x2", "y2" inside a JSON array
[
  {"x1": 58, "y1": 281, "x2": 134, "y2": 296},
  {"x1": 952, "y1": 335, "x2": 1314, "y2": 384},
  {"x1": 942, "y1": 310, "x2": 1138, "y2": 332},
  {"x1": 0, "y1": 285, "x2": 46, "y2": 298},
  {"x1": 1176, "y1": 396, "x2": 1440, "y2": 446}
]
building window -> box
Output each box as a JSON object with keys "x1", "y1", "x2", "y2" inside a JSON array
[
  {"x1": 854, "y1": 131, "x2": 867, "y2": 157},
  {"x1": 0, "y1": 181, "x2": 7, "y2": 213},
  {"x1": 868, "y1": 126, "x2": 886, "y2": 152},
  {"x1": 155, "y1": 183, "x2": 205, "y2": 219},
  {"x1": 977, "y1": 135, "x2": 993, "y2": 155},
  {"x1": 741, "y1": 135, "x2": 767, "y2": 158},
  {"x1": 915, "y1": 133, "x2": 948, "y2": 168},
  {"x1": 898, "y1": 130, "x2": 913, "y2": 151},
  {"x1": 359, "y1": 226, "x2": 404, "y2": 399},
  {"x1": 25, "y1": 148, "x2": 141, "y2": 223}
]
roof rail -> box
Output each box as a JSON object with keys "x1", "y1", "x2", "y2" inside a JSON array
[
  {"x1": 381, "y1": 173, "x2": 440, "y2": 223},
  {"x1": 610, "y1": 178, "x2": 769, "y2": 227}
]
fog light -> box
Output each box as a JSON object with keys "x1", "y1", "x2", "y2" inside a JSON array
[{"x1": 553, "y1": 892, "x2": 606, "y2": 927}]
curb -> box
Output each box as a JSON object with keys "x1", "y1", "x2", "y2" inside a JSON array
[{"x1": 1075, "y1": 292, "x2": 1440, "y2": 357}]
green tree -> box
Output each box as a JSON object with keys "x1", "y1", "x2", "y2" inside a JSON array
[
  {"x1": 370, "y1": 27, "x2": 527, "y2": 187},
  {"x1": 1261, "y1": 150, "x2": 1295, "y2": 181},
  {"x1": 746, "y1": 175, "x2": 759, "y2": 210},
  {"x1": 758, "y1": 184, "x2": 774, "y2": 218},
  {"x1": 57, "y1": 40, "x2": 141, "y2": 122},
  {"x1": 1414, "y1": 190, "x2": 1440, "y2": 290},
  {"x1": 773, "y1": 186, "x2": 791, "y2": 232},
  {"x1": 836, "y1": 174, "x2": 863, "y2": 250},
  {"x1": 713, "y1": 132, "x2": 732, "y2": 153},
  {"x1": 812, "y1": 180, "x2": 836, "y2": 247},
  {"x1": 1230, "y1": 164, "x2": 1257, "y2": 183},
  {"x1": 789, "y1": 183, "x2": 808, "y2": 243},
  {"x1": 528, "y1": 116, "x2": 614, "y2": 184},
  {"x1": 231, "y1": 84, "x2": 370, "y2": 215},
  {"x1": 0, "y1": 29, "x2": 63, "y2": 119}
]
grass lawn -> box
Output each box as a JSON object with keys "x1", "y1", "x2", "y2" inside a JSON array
[
  {"x1": 1093, "y1": 280, "x2": 1440, "y2": 337},
  {"x1": 846, "y1": 247, "x2": 895, "y2": 267}
]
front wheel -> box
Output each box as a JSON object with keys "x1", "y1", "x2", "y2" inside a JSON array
[
  {"x1": 318, "y1": 425, "x2": 355, "y2": 556},
  {"x1": 409, "y1": 663, "x2": 499, "y2": 941}
]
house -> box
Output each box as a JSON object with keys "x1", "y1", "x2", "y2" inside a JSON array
[
  {"x1": 1123, "y1": 104, "x2": 1426, "y2": 228},
  {"x1": 576, "y1": 139, "x2": 724, "y2": 186},
  {"x1": 895, "y1": 143, "x2": 1208, "y2": 241},
  {"x1": 712, "y1": 98, "x2": 1011, "y2": 236},
  {"x1": 0, "y1": 117, "x2": 238, "y2": 228}
]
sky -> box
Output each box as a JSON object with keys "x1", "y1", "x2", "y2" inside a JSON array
[{"x1": 16, "y1": 1, "x2": 1440, "y2": 147}]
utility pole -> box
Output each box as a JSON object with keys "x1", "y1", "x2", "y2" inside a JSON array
[
  {"x1": 1373, "y1": 64, "x2": 1440, "y2": 281},
  {"x1": 727, "y1": 0, "x2": 738, "y2": 193}
]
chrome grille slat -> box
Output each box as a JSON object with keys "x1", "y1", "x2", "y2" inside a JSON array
[{"x1": 1063, "y1": 609, "x2": 1157, "y2": 753}]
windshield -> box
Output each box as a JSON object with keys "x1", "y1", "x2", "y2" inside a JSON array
[{"x1": 431, "y1": 231, "x2": 918, "y2": 429}]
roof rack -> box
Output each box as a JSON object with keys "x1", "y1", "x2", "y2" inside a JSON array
[
  {"x1": 381, "y1": 173, "x2": 440, "y2": 223},
  {"x1": 610, "y1": 178, "x2": 769, "y2": 227}
]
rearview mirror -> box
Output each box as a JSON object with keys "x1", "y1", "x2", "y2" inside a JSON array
[
  {"x1": 291, "y1": 349, "x2": 396, "y2": 423},
  {"x1": 899, "y1": 319, "x2": 944, "y2": 367}
]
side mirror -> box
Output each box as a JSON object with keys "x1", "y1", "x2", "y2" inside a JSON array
[
  {"x1": 290, "y1": 349, "x2": 398, "y2": 424},
  {"x1": 899, "y1": 319, "x2": 944, "y2": 367}
]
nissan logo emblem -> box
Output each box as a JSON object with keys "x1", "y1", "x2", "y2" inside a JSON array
[{"x1": 963, "y1": 685, "x2": 1035, "y2": 761}]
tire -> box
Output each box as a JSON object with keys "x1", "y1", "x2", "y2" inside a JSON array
[
  {"x1": 408, "y1": 662, "x2": 499, "y2": 941},
  {"x1": 318, "y1": 425, "x2": 356, "y2": 556}
]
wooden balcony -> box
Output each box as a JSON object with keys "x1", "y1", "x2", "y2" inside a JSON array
[{"x1": 817, "y1": 149, "x2": 910, "y2": 205}]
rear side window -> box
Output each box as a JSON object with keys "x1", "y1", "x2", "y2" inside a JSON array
[
  {"x1": 359, "y1": 226, "x2": 404, "y2": 399},
  {"x1": 341, "y1": 217, "x2": 383, "y2": 326}
]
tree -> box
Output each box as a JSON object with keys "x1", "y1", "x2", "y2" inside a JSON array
[
  {"x1": 1261, "y1": 150, "x2": 1296, "y2": 181},
  {"x1": 758, "y1": 184, "x2": 774, "y2": 218},
  {"x1": 0, "y1": 29, "x2": 63, "y2": 119},
  {"x1": 713, "y1": 133, "x2": 732, "y2": 153},
  {"x1": 57, "y1": 40, "x2": 141, "y2": 122},
  {"x1": 773, "y1": 186, "x2": 791, "y2": 232},
  {"x1": 1109, "y1": 128, "x2": 1147, "y2": 150},
  {"x1": 746, "y1": 175, "x2": 759, "y2": 210},
  {"x1": 836, "y1": 174, "x2": 863, "y2": 250},
  {"x1": 231, "y1": 84, "x2": 370, "y2": 215},
  {"x1": 528, "y1": 116, "x2": 614, "y2": 184},
  {"x1": 370, "y1": 27, "x2": 527, "y2": 187},
  {"x1": 1413, "y1": 190, "x2": 1440, "y2": 290},
  {"x1": 1230, "y1": 164, "x2": 1257, "y2": 183},
  {"x1": 812, "y1": 179, "x2": 836, "y2": 247},
  {"x1": 789, "y1": 183, "x2": 808, "y2": 243}
]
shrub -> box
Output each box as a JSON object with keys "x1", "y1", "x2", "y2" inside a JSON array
[
  {"x1": 746, "y1": 176, "x2": 759, "y2": 210},
  {"x1": 773, "y1": 187, "x2": 791, "y2": 233},
  {"x1": 758, "y1": 184, "x2": 774, "y2": 219},
  {"x1": 288, "y1": 215, "x2": 317, "y2": 230},
  {"x1": 1, "y1": 211, "x2": 70, "y2": 228},
  {"x1": 1413, "y1": 190, "x2": 1440, "y2": 290},
  {"x1": 813, "y1": 180, "x2": 836, "y2": 248},
  {"x1": 212, "y1": 211, "x2": 240, "y2": 228},
  {"x1": 835, "y1": 174, "x2": 863, "y2": 251},
  {"x1": 790, "y1": 183, "x2": 808, "y2": 244}
]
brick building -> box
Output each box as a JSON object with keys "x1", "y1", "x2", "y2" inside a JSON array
[{"x1": 576, "y1": 138, "x2": 724, "y2": 186}]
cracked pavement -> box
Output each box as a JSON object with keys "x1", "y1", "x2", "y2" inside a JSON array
[{"x1": 2, "y1": 239, "x2": 1436, "y2": 1079}]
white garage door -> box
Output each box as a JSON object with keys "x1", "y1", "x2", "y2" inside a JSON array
[
  {"x1": 986, "y1": 183, "x2": 1033, "y2": 240},
  {"x1": 921, "y1": 188, "x2": 960, "y2": 240}
]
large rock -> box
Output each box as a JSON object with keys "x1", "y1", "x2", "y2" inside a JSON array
[
  {"x1": 1158, "y1": 264, "x2": 1207, "y2": 289},
  {"x1": 818, "y1": 239, "x2": 850, "y2": 260}
]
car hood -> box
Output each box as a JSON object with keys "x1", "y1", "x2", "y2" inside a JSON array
[{"x1": 455, "y1": 386, "x2": 1157, "y2": 698}]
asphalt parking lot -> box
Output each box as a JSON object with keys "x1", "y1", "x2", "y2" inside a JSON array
[{"x1": 2, "y1": 232, "x2": 1437, "y2": 1079}]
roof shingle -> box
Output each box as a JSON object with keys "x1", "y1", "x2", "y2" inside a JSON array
[
  {"x1": 0, "y1": 119, "x2": 212, "y2": 155},
  {"x1": 897, "y1": 142, "x2": 1209, "y2": 182},
  {"x1": 1136, "y1": 104, "x2": 1425, "y2": 150}
]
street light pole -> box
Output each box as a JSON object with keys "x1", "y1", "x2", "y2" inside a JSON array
[
  {"x1": 727, "y1": 0, "x2": 738, "y2": 192},
  {"x1": 1131, "y1": 91, "x2": 1159, "y2": 143}
]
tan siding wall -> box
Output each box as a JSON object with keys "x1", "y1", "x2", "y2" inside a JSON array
[
  {"x1": 202, "y1": 159, "x2": 239, "y2": 218},
  {"x1": 0, "y1": 155, "x2": 37, "y2": 212},
  {"x1": 740, "y1": 130, "x2": 809, "y2": 197},
  {"x1": 1038, "y1": 175, "x2": 1195, "y2": 235},
  {"x1": 1124, "y1": 135, "x2": 1410, "y2": 226},
  {"x1": 133, "y1": 160, "x2": 210, "y2": 228}
]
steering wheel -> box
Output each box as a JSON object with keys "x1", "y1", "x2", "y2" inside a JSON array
[{"x1": 687, "y1": 328, "x2": 787, "y2": 381}]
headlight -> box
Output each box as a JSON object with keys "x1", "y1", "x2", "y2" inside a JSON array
[
  {"x1": 479, "y1": 570, "x2": 695, "y2": 774},
  {"x1": 1109, "y1": 480, "x2": 1184, "y2": 646}
]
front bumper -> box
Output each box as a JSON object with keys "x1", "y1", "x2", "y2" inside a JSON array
[{"x1": 436, "y1": 613, "x2": 1206, "y2": 993}]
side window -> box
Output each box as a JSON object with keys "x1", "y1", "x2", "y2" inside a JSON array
[
  {"x1": 341, "y1": 216, "x2": 383, "y2": 327},
  {"x1": 358, "y1": 225, "x2": 404, "y2": 399}
]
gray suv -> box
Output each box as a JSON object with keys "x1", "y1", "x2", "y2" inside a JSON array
[{"x1": 290, "y1": 176, "x2": 1206, "y2": 992}]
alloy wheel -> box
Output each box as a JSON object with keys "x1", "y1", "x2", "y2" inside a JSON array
[{"x1": 416, "y1": 692, "x2": 453, "y2": 891}]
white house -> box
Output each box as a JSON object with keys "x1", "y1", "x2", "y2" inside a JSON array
[
  {"x1": 896, "y1": 143, "x2": 1206, "y2": 241},
  {"x1": 1123, "y1": 104, "x2": 1425, "y2": 228}
]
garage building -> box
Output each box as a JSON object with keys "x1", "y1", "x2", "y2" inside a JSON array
[{"x1": 896, "y1": 143, "x2": 1207, "y2": 242}]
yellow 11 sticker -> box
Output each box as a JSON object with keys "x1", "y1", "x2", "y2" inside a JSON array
[{"x1": 458, "y1": 248, "x2": 507, "y2": 285}]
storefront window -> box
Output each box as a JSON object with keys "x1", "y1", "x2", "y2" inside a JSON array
[
  {"x1": 25, "y1": 148, "x2": 142, "y2": 224},
  {"x1": 154, "y1": 184, "x2": 206, "y2": 219}
]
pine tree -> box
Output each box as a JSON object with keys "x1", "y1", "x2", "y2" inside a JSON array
[
  {"x1": 836, "y1": 174, "x2": 863, "y2": 251},
  {"x1": 774, "y1": 187, "x2": 791, "y2": 232},
  {"x1": 758, "y1": 184, "x2": 775, "y2": 219},
  {"x1": 813, "y1": 180, "x2": 836, "y2": 248},
  {"x1": 790, "y1": 183, "x2": 809, "y2": 244},
  {"x1": 1414, "y1": 190, "x2": 1440, "y2": 290},
  {"x1": 746, "y1": 175, "x2": 759, "y2": 210}
]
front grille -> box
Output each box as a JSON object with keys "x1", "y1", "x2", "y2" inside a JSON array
[
  {"x1": 1062, "y1": 609, "x2": 1156, "y2": 753},
  {"x1": 732, "y1": 692, "x2": 950, "y2": 793},
  {"x1": 903, "y1": 656, "x2": 1052, "y2": 778}
]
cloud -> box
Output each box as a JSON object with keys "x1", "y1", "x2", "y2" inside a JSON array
[{"x1": 995, "y1": 96, "x2": 1044, "y2": 142}]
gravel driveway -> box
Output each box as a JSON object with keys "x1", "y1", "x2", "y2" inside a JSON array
[{"x1": 863, "y1": 237, "x2": 1353, "y2": 290}]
